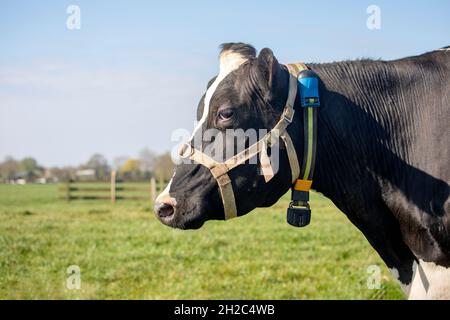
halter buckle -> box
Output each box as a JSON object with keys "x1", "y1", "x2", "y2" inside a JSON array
[
  {"x1": 265, "y1": 132, "x2": 272, "y2": 147},
  {"x1": 283, "y1": 107, "x2": 295, "y2": 123}
]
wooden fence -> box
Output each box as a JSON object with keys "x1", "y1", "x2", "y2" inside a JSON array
[{"x1": 60, "y1": 171, "x2": 162, "y2": 203}]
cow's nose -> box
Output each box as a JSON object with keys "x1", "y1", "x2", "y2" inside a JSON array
[{"x1": 155, "y1": 202, "x2": 175, "y2": 219}]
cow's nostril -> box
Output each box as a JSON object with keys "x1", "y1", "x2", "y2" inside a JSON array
[{"x1": 156, "y1": 203, "x2": 175, "y2": 218}]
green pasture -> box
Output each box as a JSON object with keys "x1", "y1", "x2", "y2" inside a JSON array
[{"x1": 0, "y1": 184, "x2": 404, "y2": 299}]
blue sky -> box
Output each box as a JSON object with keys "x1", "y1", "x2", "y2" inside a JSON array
[{"x1": 1, "y1": 0, "x2": 449, "y2": 166}]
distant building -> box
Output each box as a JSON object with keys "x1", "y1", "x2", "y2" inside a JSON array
[
  {"x1": 12, "y1": 171, "x2": 32, "y2": 184},
  {"x1": 36, "y1": 177, "x2": 47, "y2": 184},
  {"x1": 13, "y1": 178, "x2": 27, "y2": 185},
  {"x1": 75, "y1": 169, "x2": 97, "y2": 181}
]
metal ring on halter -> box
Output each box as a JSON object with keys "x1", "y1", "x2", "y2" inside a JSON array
[
  {"x1": 178, "y1": 143, "x2": 194, "y2": 158},
  {"x1": 289, "y1": 201, "x2": 309, "y2": 208}
]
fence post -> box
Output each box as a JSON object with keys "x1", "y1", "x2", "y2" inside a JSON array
[
  {"x1": 150, "y1": 177, "x2": 156, "y2": 202},
  {"x1": 111, "y1": 170, "x2": 116, "y2": 204}
]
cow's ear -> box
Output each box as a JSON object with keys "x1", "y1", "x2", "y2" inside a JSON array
[{"x1": 257, "y1": 48, "x2": 283, "y2": 101}]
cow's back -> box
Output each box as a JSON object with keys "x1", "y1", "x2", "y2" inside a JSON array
[{"x1": 389, "y1": 48, "x2": 449, "y2": 181}]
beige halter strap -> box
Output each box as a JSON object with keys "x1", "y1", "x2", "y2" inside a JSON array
[{"x1": 179, "y1": 63, "x2": 308, "y2": 220}]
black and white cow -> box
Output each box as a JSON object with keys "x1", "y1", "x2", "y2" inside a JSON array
[{"x1": 155, "y1": 43, "x2": 450, "y2": 299}]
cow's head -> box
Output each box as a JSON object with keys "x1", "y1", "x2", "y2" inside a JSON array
[{"x1": 154, "y1": 43, "x2": 300, "y2": 229}]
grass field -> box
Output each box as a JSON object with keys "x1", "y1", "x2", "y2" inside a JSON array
[{"x1": 0, "y1": 184, "x2": 404, "y2": 299}]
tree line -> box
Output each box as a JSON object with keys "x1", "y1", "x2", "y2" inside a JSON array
[{"x1": 0, "y1": 148, "x2": 174, "y2": 184}]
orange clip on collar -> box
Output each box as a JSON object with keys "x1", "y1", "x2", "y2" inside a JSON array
[{"x1": 294, "y1": 179, "x2": 312, "y2": 191}]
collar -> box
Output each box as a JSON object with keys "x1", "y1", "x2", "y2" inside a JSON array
[{"x1": 286, "y1": 64, "x2": 320, "y2": 227}]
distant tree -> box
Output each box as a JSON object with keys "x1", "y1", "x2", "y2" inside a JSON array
[
  {"x1": 154, "y1": 152, "x2": 174, "y2": 182},
  {"x1": 19, "y1": 157, "x2": 40, "y2": 173},
  {"x1": 139, "y1": 148, "x2": 156, "y2": 174},
  {"x1": 17, "y1": 157, "x2": 45, "y2": 181},
  {"x1": 113, "y1": 156, "x2": 129, "y2": 171},
  {"x1": 84, "y1": 153, "x2": 110, "y2": 180},
  {"x1": 0, "y1": 156, "x2": 19, "y2": 182},
  {"x1": 119, "y1": 159, "x2": 141, "y2": 180}
]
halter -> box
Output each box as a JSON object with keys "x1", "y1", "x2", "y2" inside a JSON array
[{"x1": 178, "y1": 63, "x2": 319, "y2": 227}]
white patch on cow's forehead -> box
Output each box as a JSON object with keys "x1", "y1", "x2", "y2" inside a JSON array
[
  {"x1": 219, "y1": 50, "x2": 249, "y2": 74},
  {"x1": 189, "y1": 50, "x2": 249, "y2": 140}
]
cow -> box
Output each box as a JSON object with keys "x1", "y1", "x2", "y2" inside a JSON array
[{"x1": 154, "y1": 43, "x2": 450, "y2": 299}]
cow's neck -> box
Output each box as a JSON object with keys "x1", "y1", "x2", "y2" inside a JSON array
[
  {"x1": 289, "y1": 61, "x2": 393, "y2": 213},
  {"x1": 287, "y1": 61, "x2": 419, "y2": 296}
]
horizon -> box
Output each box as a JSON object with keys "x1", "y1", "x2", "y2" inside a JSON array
[{"x1": 1, "y1": 0, "x2": 449, "y2": 167}]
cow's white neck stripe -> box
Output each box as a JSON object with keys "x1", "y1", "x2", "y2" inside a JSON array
[{"x1": 189, "y1": 50, "x2": 248, "y2": 141}]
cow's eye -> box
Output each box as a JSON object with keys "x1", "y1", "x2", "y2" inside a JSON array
[{"x1": 218, "y1": 108, "x2": 234, "y2": 121}]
